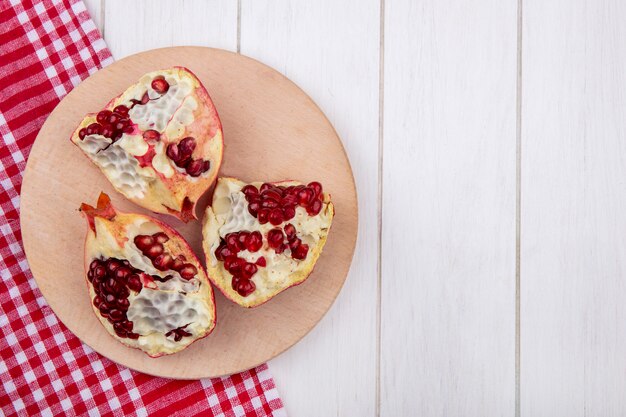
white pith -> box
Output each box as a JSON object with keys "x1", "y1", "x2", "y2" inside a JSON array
[
  {"x1": 202, "y1": 178, "x2": 334, "y2": 307},
  {"x1": 71, "y1": 68, "x2": 224, "y2": 217},
  {"x1": 86, "y1": 214, "x2": 215, "y2": 356}
]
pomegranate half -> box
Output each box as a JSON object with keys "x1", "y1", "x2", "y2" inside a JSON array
[
  {"x1": 80, "y1": 193, "x2": 216, "y2": 357},
  {"x1": 202, "y1": 177, "x2": 334, "y2": 308},
  {"x1": 71, "y1": 67, "x2": 223, "y2": 222}
]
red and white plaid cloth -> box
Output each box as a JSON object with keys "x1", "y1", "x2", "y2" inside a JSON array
[{"x1": 0, "y1": 0, "x2": 286, "y2": 415}]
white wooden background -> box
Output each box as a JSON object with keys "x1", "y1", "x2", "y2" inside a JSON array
[{"x1": 82, "y1": 0, "x2": 626, "y2": 415}]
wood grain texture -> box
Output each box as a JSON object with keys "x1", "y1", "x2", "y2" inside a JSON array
[
  {"x1": 521, "y1": 1, "x2": 626, "y2": 415},
  {"x1": 381, "y1": 1, "x2": 517, "y2": 416},
  {"x1": 240, "y1": 1, "x2": 380, "y2": 416},
  {"x1": 103, "y1": 0, "x2": 237, "y2": 58},
  {"x1": 20, "y1": 47, "x2": 357, "y2": 379}
]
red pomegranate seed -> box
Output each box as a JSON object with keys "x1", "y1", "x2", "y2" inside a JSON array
[
  {"x1": 237, "y1": 232, "x2": 250, "y2": 251},
  {"x1": 120, "y1": 320, "x2": 133, "y2": 331},
  {"x1": 289, "y1": 238, "x2": 301, "y2": 251},
  {"x1": 145, "y1": 243, "x2": 164, "y2": 258},
  {"x1": 245, "y1": 231, "x2": 263, "y2": 252},
  {"x1": 97, "y1": 110, "x2": 112, "y2": 124},
  {"x1": 255, "y1": 256, "x2": 267, "y2": 267},
  {"x1": 178, "y1": 137, "x2": 196, "y2": 157},
  {"x1": 307, "y1": 199, "x2": 323, "y2": 216},
  {"x1": 118, "y1": 286, "x2": 130, "y2": 298},
  {"x1": 87, "y1": 123, "x2": 103, "y2": 135},
  {"x1": 106, "y1": 259, "x2": 121, "y2": 273},
  {"x1": 248, "y1": 202, "x2": 260, "y2": 217},
  {"x1": 269, "y1": 209, "x2": 284, "y2": 225},
  {"x1": 171, "y1": 256, "x2": 185, "y2": 271},
  {"x1": 124, "y1": 124, "x2": 134, "y2": 134},
  {"x1": 292, "y1": 243, "x2": 309, "y2": 260},
  {"x1": 236, "y1": 279, "x2": 256, "y2": 297},
  {"x1": 308, "y1": 181, "x2": 323, "y2": 197},
  {"x1": 101, "y1": 124, "x2": 114, "y2": 138},
  {"x1": 284, "y1": 224, "x2": 296, "y2": 240},
  {"x1": 153, "y1": 254, "x2": 173, "y2": 271},
  {"x1": 166, "y1": 143, "x2": 180, "y2": 161},
  {"x1": 113, "y1": 105, "x2": 129, "y2": 115},
  {"x1": 224, "y1": 256, "x2": 244, "y2": 274},
  {"x1": 283, "y1": 206, "x2": 296, "y2": 221},
  {"x1": 215, "y1": 244, "x2": 233, "y2": 261},
  {"x1": 261, "y1": 189, "x2": 281, "y2": 202},
  {"x1": 109, "y1": 309, "x2": 124, "y2": 322},
  {"x1": 134, "y1": 235, "x2": 154, "y2": 251},
  {"x1": 105, "y1": 294, "x2": 116, "y2": 304},
  {"x1": 298, "y1": 188, "x2": 314, "y2": 205},
  {"x1": 93, "y1": 296, "x2": 102, "y2": 307},
  {"x1": 281, "y1": 194, "x2": 298, "y2": 206},
  {"x1": 117, "y1": 298, "x2": 130, "y2": 310},
  {"x1": 115, "y1": 267, "x2": 131, "y2": 280},
  {"x1": 226, "y1": 233, "x2": 239, "y2": 251},
  {"x1": 260, "y1": 183, "x2": 272, "y2": 193},
  {"x1": 153, "y1": 232, "x2": 169, "y2": 244},
  {"x1": 186, "y1": 159, "x2": 204, "y2": 177},
  {"x1": 78, "y1": 128, "x2": 87, "y2": 139},
  {"x1": 241, "y1": 263, "x2": 258, "y2": 279},
  {"x1": 127, "y1": 275, "x2": 142, "y2": 292},
  {"x1": 108, "y1": 113, "x2": 120, "y2": 125},
  {"x1": 242, "y1": 185, "x2": 259, "y2": 199},
  {"x1": 257, "y1": 209, "x2": 270, "y2": 224},
  {"x1": 94, "y1": 265, "x2": 106, "y2": 279},
  {"x1": 275, "y1": 244, "x2": 287, "y2": 254},
  {"x1": 127, "y1": 333, "x2": 140, "y2": 340},
  {"x1": 151, "y1": 77, "x2": 169, "y2": 94},
  {"x1": 143, "y1": 130, "x2": 160, "y2": 141},
  {"x1": 267, "y1": 228, "x2": 284, "y2": 249},
  {"x1": 179, "y1": 264, "x2": 197, "y2": 280}
]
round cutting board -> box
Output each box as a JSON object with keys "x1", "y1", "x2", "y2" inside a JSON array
[{"x1": 20, "y1": 47, "x2": 357, "y2": 379}]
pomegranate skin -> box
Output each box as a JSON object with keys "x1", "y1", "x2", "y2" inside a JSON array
[
  {"x1": 70, "y1": 67, "x2": 224, "y2": 222},
  {"x1": 202, "y1": 177, "x2": 335, "y2": 308},
  {"x1": 80, "y1": 193, "x2": 217, "y2": 357}
]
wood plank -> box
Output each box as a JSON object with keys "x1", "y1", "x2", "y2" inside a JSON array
[
  {"x1": 240, "y1": 1, "x2": 380, "y2": 416},
  {"x1": 521, "y1": 1, "x2": 626, "y2": 415},
  {"x1": 103, "y1": 0, "x2": 237, "y2": 58},
  {"x1": 381, "y1": 1, "x2": 517, "y2": 415}
]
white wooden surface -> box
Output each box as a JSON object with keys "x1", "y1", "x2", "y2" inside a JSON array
[{"x1": 79, "y1": 0, "x2": 626, "y2": 415}]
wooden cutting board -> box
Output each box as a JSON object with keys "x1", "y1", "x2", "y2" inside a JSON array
[{"x1": 20, "y1": 46, "x2": 357, "y2": 379}]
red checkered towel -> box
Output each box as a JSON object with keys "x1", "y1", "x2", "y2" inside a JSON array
[{"x1": 0, "y1": 1, "x2": 285, "y2": 415}]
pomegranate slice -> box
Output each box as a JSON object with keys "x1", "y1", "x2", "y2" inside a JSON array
[
  {"x1": 202, "y1": 177, "x2": 334, "y2": 308},
  {"x1": 70, "y1": 67, "x2": 224, "y2": 222},
  {"x1": 80, "y1": 192, "x2": 216, "y2": 357}
]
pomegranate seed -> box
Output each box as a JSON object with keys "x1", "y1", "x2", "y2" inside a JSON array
[
  {"x1": 257, "y1": 209, "x2": 270, "y2": 224},
  {"x1": 145, "y1": 243, "x2": 164, "y2": 259},
  {"x1": 175, "y1": 156, "x2": 191, "y2": 168},
  {"x1": 117, "y1": 298, "x2": 130, "y2": 310},
  {"x1": 178, "y1": 137, "x2": 196, "y2": 157},
  {"x1": 109, "y1": 309, "x2": 124, "y2": 322},
  {"x1": 284, "y1": 224, "x2": 296, "y2": 240},
  {"x1": 215, "y1": 244, "x2": 233, "y2": 261},
  {"x1": 308, "y1": 181, "x2": 323, "y2": 197},
  {"x1": 113, "y1": 105, "x2": 129, "y2": 115},
  {"x1": 115, "y1": 267, "x2": 131, "y2": 280},
  {"x1": 105, "y1": 294, "x2": 116, "y2": 304},
  {"x1": 78, "y1": 128, "x2": 87, "y2": 139},
  {"x1": 106, "y1": 259, "x2": 121, "y2": 273},
  {"x1": 97, "y1": 110, "x2": 112, "y2": 124},
  {"x1": 94, "y1": 265, "x2": 106, "y2": 279},
  {"x1": 127, "y1": 333, "x2": 140, "y2": 340},
  {"x1": 267, "y1": 228, "x2": 284, "y2": 249},
  {"x1": 106, "y1": 277, "x2": 120, "y2": 293},
  {"x1": 203, "y1": 160, "x2": 211, "y2": 172},
  {"x1": 269, "y1": 209, "x2": 284, "y2": 225},
  {"x1": 248, "y1": 202, "x2": 260, "y2": 217},
  {"x1": 261, "y1": 189, "x2": 281, "y2": 202},
  {"x1": 87, "y1": 123, "x2": 102, "y2": 135},
  {"x1": 114, "y1": 327, "x2": 127, "y2": 337},
  {"x1": 260, "y1": 183, "x2": 272, "y2": 193},
  {"x1": 186, "y1": 159, "x2": 204, "y2": 177},
  {"x1": 93, "y1": 296, "x2": 102, "y2": 307},
  {"x1": 101, "y1": 124, "x2": 114, "y2": 138},
  {"x1": 118, "y1": 286, "x2": 130, "y2": 298},
  {"x1": 283, "y1": 206, "x2": 296, "y2": 221},
  {"x1": 224, "y1": 256, "x2": 244, "y2": 274},
  {"x1": 237, "y1": 232, "x2": 250, "y2": 250},
  {"x1": 242, "y1": 185, "x2": 259, "y2": 199},
  {"x1": 245, "y1": 231, "x2": 263, "y2": 252},
  {"x1": 151, "y1": 77, "x2": 169, "y2": 94},
  {"x1": 261, "y1": 199, "x2": 279, "y2": 209},
  {"x1": 179, "y1": 264, "x2": 197, "y2": 280},
  {"x1": 171, "y1": 256, "x2": 185, "y2": 271},
  {"x1": 236, "y1": 279, "x2": 256, "y2": 297},
  {"x1": 255, "y1": 256, "x2": 267, "y2": 267},
  {"x1": 120, "y1": 320, "x2": 133, "y2": 331},
  {"x1": 226, "y1": 233, "x2": 239, "y2": 251},
  {"x1": 241, "y1": 263, "x2": 258, "y2": 279},
  {"x1": 89, "y1": 259, "x2": 99, "y2": 270},
  {"x1": 281, "y1": 194, "x2": 298, "y2": 206},
  {"x1": 115, "y1": 120, "x2": 127, "y2": 131},
  {"x1": 99, "y1": 303, "x2": 109, "y2": 314},
  {"x1": 153, "y1": 232, "x2": 169, "y2": 244},
  {"x1": 275, "y1": 244, "x2": 287, "y2": 254},
  {"x1": 153, "y1": 254, "x2": 173, "y2": 271},
  {"x1": 134, "y1": 235, "x2": 154, "y2": 251},
  {"x1": 298, "y1": 188, "x2": 314, "y2": 205},
  {"x1": 108, "y1": 113, "x2": 119, "y2": 125},
  {"x1": 166, "y1": 143, "x2": 180, "y2": 161},
  {"x1": 289, "y1": 238, "x2": 301, "y2": 251},
  {"x1": 143, "y1": 130, "x2": 160, "y2": 141},
  {"x1": 292, "y1": 243, "x2": 309, "y2": 260},
  {"x1": 127, "y1": 275, "x2": 142, "y2": 292},
  {"x1": 87, "y1": 270, "x2": 94, "y2": 282},
  {"x1": 124, "y1": 124, "x2": 134, "y2": 134},
  {"x1": 307, "y1": 199, "x2": 323, "y2": 216}
]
